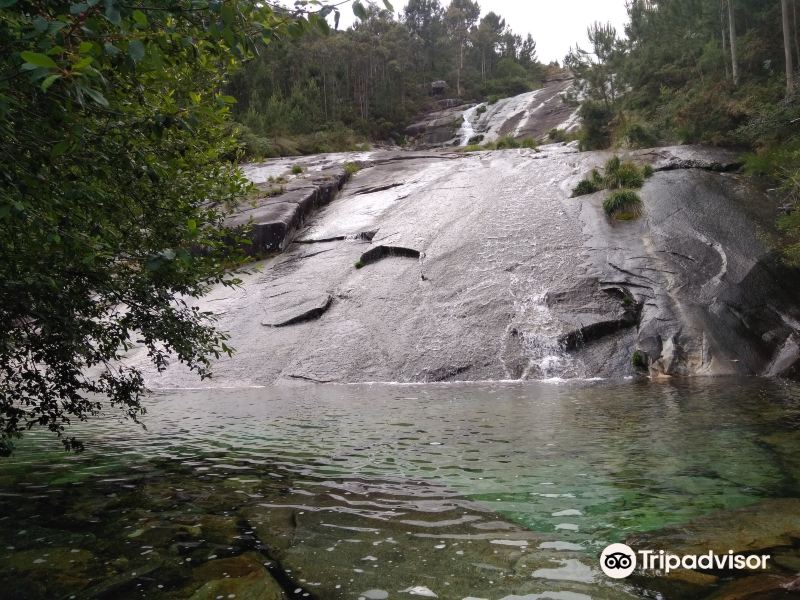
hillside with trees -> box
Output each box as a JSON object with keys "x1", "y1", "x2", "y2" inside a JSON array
[
  {"x1": 567, "y1": 0, "x2": 800, "y2": 264},
  {"x1": 228, "y1": 0, "x2": 546, "y2": 157}
]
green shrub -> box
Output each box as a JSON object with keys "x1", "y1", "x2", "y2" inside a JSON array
[
  {"x1": 494, "y1": 136, "x2": 521, "y2": 149},
  {"x1": 460, "y1": 144, "x2": 484, "y2": 152},
  {"x1": 239, "y1": 127, "x2": 274, "y2": 159},
  {"x1": 344, "y1": 162, "x2": 361, "y2": 176},
  {"x1": 572, "y1": 178, "x2": 601, "y2": 197},
  {"x1": 476, "y1": 105, "x2": 488, "y2": 115},
  {"x1": 631, "y1": 350, "x2": 648, "y2": 370},
  {"x1": 520, "y1": 138, "x2": 538, "y2": 149},
  {"x1": 468, "y1": 134, "x2": 485, "y2": 144},
  {"x1": 621, "y1": 122, "x2": 659, "y2": 148},
  {"x1": 603, "y1": 189, "x2": 643, "y2": 220},
  {"x1": 578, "y1": 100, "x2": 613, "y2": 150},
  {"x1": 604, "y1": 155, "x2": 622, "y2": 176},
  {"x1": 549, "y1": 128, "x2": 567, "y2": 142},
  {"x1": 602, "y1": 156, "x2": 647, "y2": 189},
  {"x1": 291, "y1": 165, "x2": 303, "y2": 174},
  {"x1": 610, "y1": 161, "x2": 645, "y2": 189},
  {"x1": 488, "y1": 94, "x2": 502, "y2": 105},
  {"x1": 573, "y1": 160, "x2": 651, "y2": 198},
  {"x1": 265, "y1": 186, "x2": 285, "y2": 198}
]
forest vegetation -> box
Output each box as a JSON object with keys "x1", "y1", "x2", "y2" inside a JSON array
[
  {"x1": 0, "y1": 0, "x2": 351, "y2": 454},
  {"x1": 566, "y1": 0, "x2": 800, "y2": 262},
  {"x1": 228, "y1": 0, "x2": 548, "y2": 157}
]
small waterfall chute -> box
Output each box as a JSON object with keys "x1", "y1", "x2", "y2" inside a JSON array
[{"x1": 458, "y1": 104, "x2": 481, "y2": 146}]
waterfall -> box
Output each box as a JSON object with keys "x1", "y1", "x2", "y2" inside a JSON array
[
  {"x1": 458, "y1": 104, "x2": 481, "y2": 146},
  {"x1": 456, "y1": 89, "x2": 543, "y2": 146}
]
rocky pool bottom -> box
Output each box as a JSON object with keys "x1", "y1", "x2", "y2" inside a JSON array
[{"x1": 1, "y1": 379, "x2": 800, "y2": 599}]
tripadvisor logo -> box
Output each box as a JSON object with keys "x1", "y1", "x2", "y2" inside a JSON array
[
  {"x1": 600, "y1": 543, "x2": 637, "y2": 579},
  {"x1": 600, "y1": 543, "x2": 771, "y2": 579}
]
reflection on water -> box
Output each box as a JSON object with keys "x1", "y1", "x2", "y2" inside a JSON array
[{"x1": 1, "y1": 378, "x2": 800, "y2": 599}]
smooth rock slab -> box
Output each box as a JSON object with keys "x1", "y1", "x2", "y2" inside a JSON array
[{"x1": 262, "y1": 294, "x2": 333, "y2": 328}]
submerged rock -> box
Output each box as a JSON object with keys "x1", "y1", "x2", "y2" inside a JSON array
[
  {"x1": 628, "y1": 498, "x2": 800, "y2": 556},
  {"x1": 188, "y1": 553, "x2": 285, "y2": 600},
  {"x1": 240, "y1": 480, "x2": 637, "y2": 600}
]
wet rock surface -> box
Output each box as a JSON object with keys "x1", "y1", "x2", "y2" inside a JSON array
[
  {"x1": 406, "y1": 102, "x2": 472, "y2": 145},
  {"x1": 408, "y1": 79, "x2": 577, "y2": 147},
  {"x1": 132, "y1": 143, "x2": 800, "y2": 387},
  {"x1": 225, "y1": 166, "x2": 350, "y2": 255}
]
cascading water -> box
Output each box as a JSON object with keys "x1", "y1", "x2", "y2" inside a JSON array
[
  {"x1": 456, "y1": 89, "x2": 542, "y2": 146},
  {"x1": 453, "y1": 82, "x2": 579, "y2": 146},
  {"x1": 458, "y1": 103, "x2": 481, "y2": 145}
]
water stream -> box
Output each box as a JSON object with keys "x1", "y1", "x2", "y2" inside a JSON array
[
  {"x1": 2, "y1": 378, "x2": 800, "y2": 598},
  {"x1": 458, "y1": 104, "x2": 482, "y2": 146}
]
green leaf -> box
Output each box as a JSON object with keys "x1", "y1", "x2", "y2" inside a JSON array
[
  {"x1": 72, "y1": 56, "x2": 93, "y2": 70},
  {"x1": 382, "y1": 0, "x2": 394, "y2": 12},
  {"x1": 132, "y1": 9, "x2": 148, "y2": 26},
  {"x1": 41, "y1": 74, "x2": 61, "y2": 92},
  {"x1": 20, "y1": 52, "x2": 58, "y2": 69},
  {"x1": 287, "y1": 21, "x2": 303, "y2": 38},
  {"x1": 0, "y1": 0, "x2": 18, "y2": 7},
  {"x1": 33, "y1": 16, "x2": 49, "y2": 33},
  {"x1": 48, "y1": 21, "x2": 67, "y2": 34},
  {"x1": 128, "y1": 40, "x2": 145, "y2": 62},
  {"x1": 105, "y1": 3, "x2": 121, "y2": 25},
  {"x1": 352, "y1": 0, "x2": 367, "y2": 20},
  {"x1": 79, "y1": 41, "x2": 94, "y2": 54},
  {"x1": 51, "y1": 140, "x2": 70, "y2": 158},
  {"x1": 334, "y1": 10, "x2": 340, "y2": 30},
  {"x1": 103, "y1": 42, "x2": 120, "y2": 56},
  {"x1": 84, "y1": 87, "x2": 109, "y2": 107},
  {"x1": 220, "y1": 4, "x2": 234, "y2": 26},
  {"x1": 221, "y1": 27, "x2": 235, "y2": 46},
  {"x1": 218, "y1": 95, "x2": 236, "y2": 104}
]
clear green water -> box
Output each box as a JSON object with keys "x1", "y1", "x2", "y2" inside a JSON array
[{"x1": 1, "y1": 378, "x2": 800, "y2": 599}]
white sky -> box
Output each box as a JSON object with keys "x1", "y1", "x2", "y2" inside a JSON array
[{"x1": 327, "y1": 0, "x2": 630, "y2": 64}]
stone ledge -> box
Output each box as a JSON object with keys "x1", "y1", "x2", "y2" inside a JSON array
[{"x1": 225, "y1": 165, "x2": 348, "y2": 256}]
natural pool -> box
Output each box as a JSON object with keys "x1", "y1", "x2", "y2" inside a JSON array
[{"x1": 1, "y1": 378, "x2": 800, "y2": 599}]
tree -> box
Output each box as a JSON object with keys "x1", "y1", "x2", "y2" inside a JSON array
[
  {"x1": 403, "y1": 0, "x2": 445, "y2": 74},
  {"x1": 519, "y1": 34, "x2": 538, "y2": 68},
  {"x1": 728, "y1": 0, "x2": 739, "y2": 85},
  {"x1": 0, "y1": 0, "x2": 348, "y2": 455},
  {"x1": 783, "y1": 0, "x2": 795, "y2": 95},
  {"x1": 445, "y1": 0, "x2": 480, "y2": 96},
  {"x1": 566, "y1": 22, "x2": 622, "y2": 109},
  {"x1": 472, "y1": 12, "x2": 504, "y2": 82}
]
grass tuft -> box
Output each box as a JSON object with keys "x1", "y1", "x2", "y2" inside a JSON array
[
  {"x1": 632, "y1": 350, "x2": 648, "y2": 370},
  {"x1": 344, "y1": 162, "x2": 361, "y2": 176},
  {"x1": 603, "y1": 189, "x2": 643, "y2": 220}
]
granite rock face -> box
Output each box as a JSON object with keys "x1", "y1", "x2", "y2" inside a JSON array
[
  {"x1": 406, "y1": 78, "x2": 577, "y2": 147},
  {"x1": 224, "y1": 166, "x2": 349, "y2": 255},
  {"x1": 131, "y1": 142, "x2": 800, "y2": 387}
]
